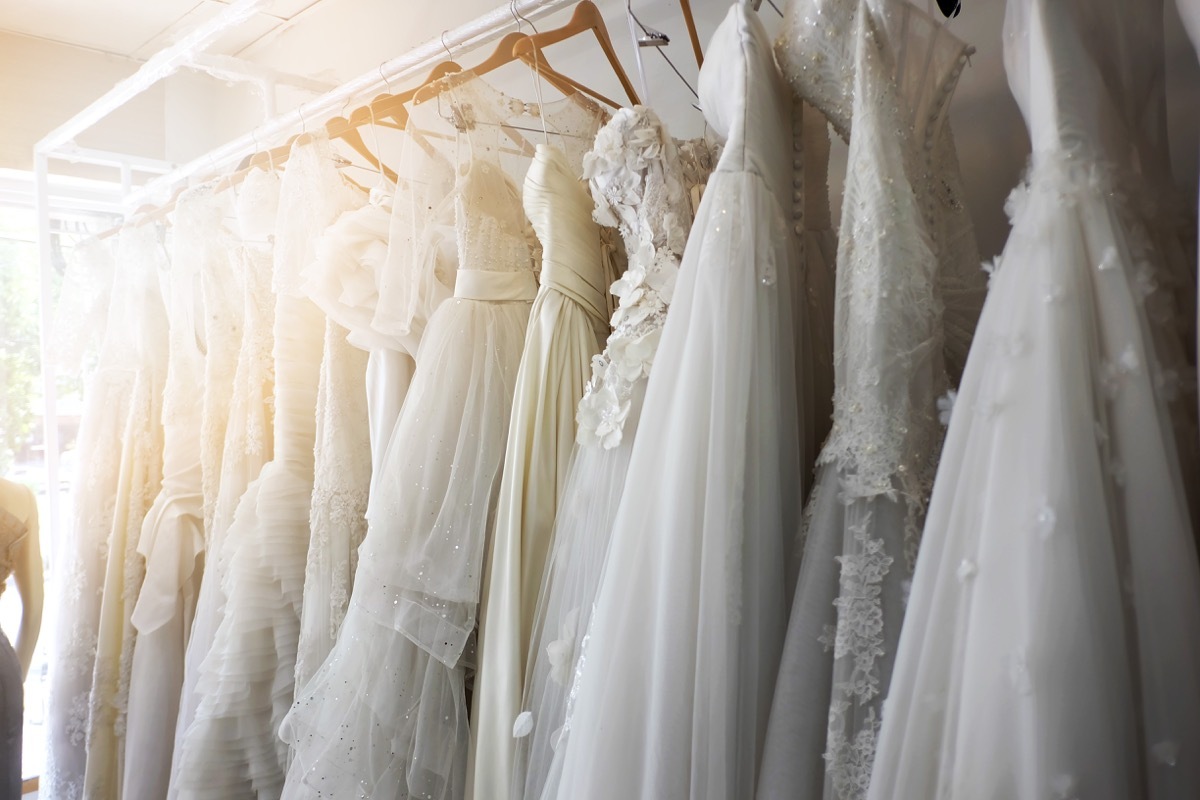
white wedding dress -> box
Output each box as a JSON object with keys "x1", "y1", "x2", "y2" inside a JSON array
[
  {"x1": 124, "y1": 184, "x2": 232, "y2": 800},
  {"x1": 173, "y1": 137, "x2": 362, "y2": 799},
  {"x1": 466, "y1": 103, "x2": 610, "y2": 798},
  {"x1": 279, "y1": 74, "x2": 542, "y2": 800},
  {"x1": 508, "y1": 105, "x2": 710, "y2": 800},
  {"x1": 758, "y1": 2, "x2": 984, "y2": 798},
  {"x1": 45, "y1": 237, "x2": 123, "y2": 800},
  {"x1": 84, "y1": 223, "x2": 170, "y2": 799},
  {"x1": 551, "y1": 6, "x2": 804, "y2": 798},
  {"x1": 867, "y1": 0, "x2": 1200, "y2": 798},
  {"x1": 170, "y1": 167, "x2": 281, "y2": 797}
]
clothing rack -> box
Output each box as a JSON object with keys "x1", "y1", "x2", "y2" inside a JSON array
[{"x1": 32, "y1": 0, "x2": 577, "y2": 549}]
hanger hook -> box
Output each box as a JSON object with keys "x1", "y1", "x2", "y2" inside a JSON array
[
  {"x1": 511, "y1": 0, "x2": 539, "y2": 34},
  {"x1": 441, "y1": 30, "x2": 454, "y2": 61},
  {"x1": 298, "y1": 101, "x2": 308, "y2": 133},
  {"x1": 379, "y1": 61, "x2": 393, "y2": 94}
]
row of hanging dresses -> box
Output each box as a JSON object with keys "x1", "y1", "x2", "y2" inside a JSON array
[
  {"x1": 171, "y1": 137, "x2": 364, "y2": 798},
  {"x1": 758, "y1": 0, "x2": 986, "y2": 797},
  {"x1": 867, "y1": 0, "x2": 1200, "y2": 797},
  {"x1": 170, "y1": 166, "x2": 281, "y2": 797},
  {"x1": 82, "y1": 224, "x2": 170, "y2": 799},
  {"x1": 278, "y1": 73, "x2": 553, "y2": 799},
  {"x1": 546, "y1": 5, "x2": 806, "y2": 798},
  {"x1": 45, "y1": 238, "x2": 124, "y2": 800},
  {"x1": 123, "y1": 185, "x2": 228, "y2": 800}
]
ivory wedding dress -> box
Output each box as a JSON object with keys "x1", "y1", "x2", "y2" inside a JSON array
[
  {"x1": 467, "y1": 108, "x2": 611, "y2": 799},
  {"x1": 867, "y1": 0, "x2": 1200, "y2": 798},
  {"x1": 173, "y1": 137, "x2": 362, "y2": 799},
  {"x1": 45, "y1": 238, "x2": 123, "y2": 800},
  {"x1": 170, "y1": 167, "x2": 280, "y2": 797},
  {"x1": 293, "y1": 203, "x2": 378, "y2": 691},
  {"x1": 124, "y1": 184, "x2": 232, "y2": 800},
  {"x1": 758, "y1": 2, "x2": 984, "y2": 798},
  {"x1": 508, "y1": 105, "x2": 711, "y2": 800},
  {"x1": 551, "y1": 6, "x2": 804, "y2": 798},
  {"x1": 84, "y1": 223, "x2": 170, "y2": 799},
  {"x1": 279, "y1": 74, "x2": 545, "y2": 800}
]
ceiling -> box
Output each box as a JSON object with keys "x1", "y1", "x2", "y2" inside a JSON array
[{"x1": 0, "y1": 0, "x2": 325, "y2": 61}]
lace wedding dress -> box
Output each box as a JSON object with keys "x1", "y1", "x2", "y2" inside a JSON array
[
  {"x1": 170, "y1": 167, "x2": 280, "y2": 797},
  {"x1": 867, "y1": 0, "x2": 1200, "y2": 798},
  {"x1": 467, "y1": 101, "x2": 610, "y2": 800},
  {"x1": 279, "y1": 73, "x2": 541, "y2": 800},
  {"x1": 508, "y1": 105, "x2": 712, "y2": 800},
  {"x1": 84, "y1": 223, "x2": 170, "y2": 799},
  {"x1": 124, "y1": 184, "x2": 232, "y2": 800},
  {"x1": 758, "y1": 3, "x2": 984, "y2": 799},
  {"x1": 172, "y1": 137, "x2": 362, "y2": 799},
  {"x1": 551, "y1": 6, "x2": 804, "y2": 798},
  {"x1": 292, "y1": 203, "x2": 378, "y2": 691},
  {"x1": 45, "y1": 237, "x2": 123, "y2": 800}
]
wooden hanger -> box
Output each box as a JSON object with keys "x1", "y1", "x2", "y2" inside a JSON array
[
  {"x1": 325, "y1": 112, "x2": 400, "y2": 183},
  {"x1": 516, "y1": 38, "x2": 623, "y2": 109},
  {"x1": 678, "y1": 0, "x2": 704, "y2": 68},
  {"x1": 511, "y1": 1, "x2": 640, "y2": 106},
  {"x1": 411, "y1": 32, "x2": 572, "y2": 105},
  {"x1": 370, "y1": 61, "x2": 461, "y2": 123}
]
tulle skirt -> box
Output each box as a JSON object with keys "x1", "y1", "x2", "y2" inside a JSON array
[
  {"x1": 174, "y1": 292, "x2": 325, "y2": 798},
  {"x1": 867, "y1": 153, "x2": 1200, "y2": 800},
  {"x1": 280, "y1": 296, "x2": 531, "y2": 800},
  {"x1": 551, "y1": 171, "x2": 802, "y2": 800},
  {"x1": 510, "y1": 381, "x2": 647, "y2": 800}
]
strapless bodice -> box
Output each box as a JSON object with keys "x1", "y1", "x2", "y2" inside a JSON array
[{"x1": 523, "y1": 145, "x2": 607, "y2": 322}]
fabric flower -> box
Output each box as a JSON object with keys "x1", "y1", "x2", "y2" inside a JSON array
[{"x1": 546, "y1": 608, "x2": 580, "y2": 687}]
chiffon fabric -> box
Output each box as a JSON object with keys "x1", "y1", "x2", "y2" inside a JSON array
[
  {"x1": 508, "y1": 106, "x2": 707, "y2": 800},
  {"x1": 84, "y1": 223, "x2": 170, "y2": 800},
  {"x1": 467, "y1": 135, "x2": 611, "y2": 800},
  {"x1": 867, "y1": 0, "x2": 1200, "y2": 798},
  {"x1": 172, "y1": 137, "x2": 362, "y2": 799},
  {"x1": 758, "y1": 2, "x2": 984, "y2": 798},
  {"x1": 171, "y1": 168, "x2": 281, "y2": 797},
  {"x1": 124, "y1": 185, "x2": 231, "y2": 800},
  {"x1": 279, "y1": 74, "x2": 545, "y2": 800},
  {"x1": 45, "y1": 238, "x2": 124, "y2": 800},
  {"x1": 551, "y1": 6, "x2": 804, "y2": 798}
]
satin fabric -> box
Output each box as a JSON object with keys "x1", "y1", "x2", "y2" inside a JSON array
[{"x1": 467, "y1": 144, "x2": 610, "y2": 800}]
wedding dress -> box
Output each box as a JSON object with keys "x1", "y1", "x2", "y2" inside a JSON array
[
  {"x1": 551, "y1": 5, "x2": 804, "y2": 798},
  {"x1": 173, "y1": 137, "x2": 362, "y2": 799},
  {"x1": 368, "y1": 126, "x2": 457, "y2": 494},
  {"x1": 758, "y1": 3, "x2": 983, "y2": 798},
  {"x1": 867, "y1": 0, "x2": 1200, "y2": 798},
  {"x1": 45, "y1": 237, "x2": 123, "y2": 800},
  {"x1": 84, "y1": 223, "x2": 170, "y2": 799},
  {"x1": 467, "y1": 102, "x2": 611, "y2": 799},
  {"x1": 170, "y1": 167, "x2": 280, "y2": 797},
  {"x1": 508, "y1": 105, "x2": 711, "y2": 800},
  {"x1": 293, "y1": 203, "x2": 378, "y2": 691},
  {"x1": 124, "y1": 184, "x2": 231, "y2": 800},
  {"x1": 279, "y1": 73, "x2": 543, "y2": 800}
]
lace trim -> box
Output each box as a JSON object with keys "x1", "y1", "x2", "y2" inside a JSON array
[{"x1": 817, "y1": 512, "x2": 892, "y2": 800}]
